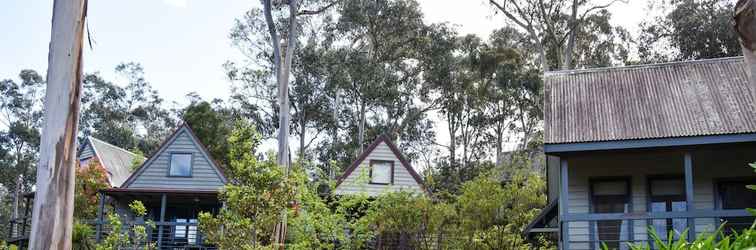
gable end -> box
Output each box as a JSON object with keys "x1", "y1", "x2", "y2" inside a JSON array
[
  {"x1": 335, "y1": 134, "x2": 429, "y2": 196},
  {"x1": 121, "y1": 124, "x2": 227, "y2": 190}
]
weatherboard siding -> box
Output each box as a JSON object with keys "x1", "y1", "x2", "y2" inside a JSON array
[
  {"x1": 79, "y1": 143, "x2": 95, "y2": 160},
  {"x1": 128, "y1": 129, "x2": 224, "y2": 190},
  {"x1": 335, "y1": 142, "x2": 423, "y2": 196},
  {"x1": 564, "y1": 148, "x2": 755, "y2": 249}
]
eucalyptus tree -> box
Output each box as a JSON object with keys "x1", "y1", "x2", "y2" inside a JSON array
[
  {"x1": 79, "y1": 63, "x2": 176, "y2": 155},
  {"x1": 0, "y1": 70, "x2": 45, "y2": 196},
  {"x1": 488, "y1": 0, "x2": 628, "y2": 70},
  {"x1": 236, "y1": 0, "x2": 339, "y2": 244},
  {"x1": 181, "y1": 99, "x2": 241, "y2": 169},
  {"x1": 637, "y1": 0, "x2": 740, "y2": 63},
  {"x1": 330, "y1": 0, "x2": 435, "y2": 156}
]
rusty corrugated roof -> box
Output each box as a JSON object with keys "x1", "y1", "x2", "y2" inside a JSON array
[{"x1": 544, "y1": 57, "x2": 756, "y2": 144}]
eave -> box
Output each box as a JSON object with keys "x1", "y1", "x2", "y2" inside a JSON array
[{"x1": 544, "y1": 133, "x2": 756, "y2": 154}]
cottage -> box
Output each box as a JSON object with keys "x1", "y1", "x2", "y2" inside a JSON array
[
  {"x1": 525, "y1": 57, "x2": 756, "y2": 249},
  {"x1": 95, "y1": 123, "x2": 227, "y2": 248},
  {"x1": 334, "y1": 134, "x2": 428, "y2": 197}
]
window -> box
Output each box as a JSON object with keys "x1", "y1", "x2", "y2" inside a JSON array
[
  {"x1": 370, "y1": 160, "x2": 393, "y2": 185},
  {"x1": 717, "y1": 180, "x2": 756, "y2": 234},
  {"x1": 649, "y1": 178, "x2": 686, "y2": 241},
  {"x1": 591, "y1": 179, "x2": 630, "y2": 250},
  {"x1": 169, "y1": 153, "x2": 192, "y2": 177}
]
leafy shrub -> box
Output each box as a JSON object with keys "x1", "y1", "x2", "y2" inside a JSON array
[
  {"x1": 603, "y1": 223, "x2": 756, "y2": 250},
  {"x1": 95, "y1": 200, "x2": 154, "y2": 250},
  {"x1": 0, "y1": 241, "x2": 17, "y2": 250},
  {"x1": 73, "y1": 221, "x2": 96, "y2": 250}
]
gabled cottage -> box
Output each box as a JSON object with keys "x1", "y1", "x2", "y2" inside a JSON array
[
  {"x1": 334, "y1": 135, "x2": 428, "y2": 197},
  {"x1": 525, "y1": 57, "x2": 756, "y2": 250},
  {"x1": 78, "y1": 137, "x2": 145, "y2": 187},
  {"x1": 97, "y1": 123, "x2": 228, "y2": 248}
]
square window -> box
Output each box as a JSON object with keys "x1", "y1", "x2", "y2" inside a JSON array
[
  {"x1": 169, "y1": 153, "x2": 192, "y2": 177},
  {"x1": 370, "y1": 161, "x2": 393, "y2": 184}
]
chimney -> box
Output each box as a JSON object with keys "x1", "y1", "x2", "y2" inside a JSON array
[{"x1": 735, "y1": 0, "x2": 756, "y2": 88}]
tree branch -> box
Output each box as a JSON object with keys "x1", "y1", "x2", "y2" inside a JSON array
[
  {"x1": 297, "y1": 1, "x2": 338, "y2": 16},
  {"x1": 488, "y1": 0, "x2": 531, "y2": 31}
]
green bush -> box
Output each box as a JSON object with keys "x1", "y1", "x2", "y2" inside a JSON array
[
  {"x1": 603, "y1": 222, "x2": 756, "y2": 250},
  {"x1": 72, "y1": 221, "x2": 96, "y2": 250},
  {"x1": 0, "y1": 241, "x2": 17, "y2": 250}
]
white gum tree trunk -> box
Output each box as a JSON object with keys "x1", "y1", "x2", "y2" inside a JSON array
[{"x1": 29, "y1": 0, "x2": 87, "y2": 249}]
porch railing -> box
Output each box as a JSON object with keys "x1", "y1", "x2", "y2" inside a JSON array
[
  {"x1": 97, "y1": 220, "x2": 215, "y2": 250},
  {"x1": 561, "y1": 210, "x2": 754, "y2": 250},
  {"x1": 7, "y1": 218, "x2": 216, "y2": 250}
]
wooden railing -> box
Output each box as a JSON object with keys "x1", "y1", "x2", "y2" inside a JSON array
[
  {"x1": 561, "y1": 210, "x2": 754, "y2": 249},
  {"x1": 7, "y1": 218, "x2": 216, "y2": 250}
]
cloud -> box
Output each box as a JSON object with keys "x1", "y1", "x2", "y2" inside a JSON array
[{"x1": 164, "y1": 0, "x2": 188, "y2": 8}]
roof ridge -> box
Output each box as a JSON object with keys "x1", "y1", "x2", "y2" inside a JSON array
[
  {"x1": 88, "y1": 136, "x2": 144, "y2": 159},
  {"x1": 544, "y1": 56, "x2": 744, "y2": 76}
]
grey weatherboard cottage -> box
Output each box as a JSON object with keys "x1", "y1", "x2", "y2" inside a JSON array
[
  {"x1": 97, "y1": 123, "x2": 228, "y2": 249},
  {"x1": 334, "y1": 134, "x2": 429, "y2": 197},
  {"x1": 524, "y1": 57, "x2": 756, "y2": 249}
]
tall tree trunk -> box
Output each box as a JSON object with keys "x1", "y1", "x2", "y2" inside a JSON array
[
  {"x1": 29, "y1": 0, "x2": 87, "y2": 248},
  {"x1": 331, "y1": 90, "x2": 340, "y2": 180},
  {"x1": 262, "y1": 0, "x2": 299, "y2": 247},
  {"x1": 11, "y1": 175, "x2": 22, "y2": 238},
  {"x1": 495, "y1": 124, "x2": 503, "y2": 167},
  {"x1": 447, "y1": 113, "x2": 457, "y2": 166},
  {"x1": 537, "y1": 40, "x2": 549, "y2": 71},
  {"x1": 357, "y1": 99, "x2": 366, "y2": 156},
  {"x1": 562, "y1": 0, "x2": 579, "y2": 70},
  {"x1": 299, "y1": 108, "x2": 306, "y2": 161},
  {"x1": 736, "y1": 0, "x2": 756, "y2": 89}
]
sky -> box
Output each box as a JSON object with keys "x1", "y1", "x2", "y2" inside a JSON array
[
  {"x1": 0, "y1": 0, "x2": 648, "y2": 158},
  {"x1": 1, "y1": 0, "x2": 648, "y2": 106}
]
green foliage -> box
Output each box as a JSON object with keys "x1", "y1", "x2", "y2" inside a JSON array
[
  {"x1": 637, "y1": 0, "x2": 741, "y2": 63},
  {"x1": 332, "y1": 194, "x2": 375, "y2": 248},
  {"x1": 73, "y1": 221, "x2": 96, "y2": 250},
  {"x1": 80, "y1": 63, "x2": 177, "y2": 155},
  {"x1": 0, "y1": 241, "x2": 18, "y2": 250},
  {"x1": 181, "y1": 100, "x2": 240, "y2": 168},
  {"x1": 130, "y1": 148, "x2": 145, "y2": 171},
  {"x1": 287, "y1": 172, "x2": 350, "y2": 250},
  {"x1": 198, "y1": 121, "x2": 300, "y2": 249},
  {"x1": 360, "y1": 191, "x2": 456, "y2": 249},
  {"x1": 96, "y1": 200, "x2": 154, "y2": 250},
  {"x1": 97, "y1": 213, "x2": 126, "y2": 250},
  {"x1": 321, "y1": 160, "x2": 552, "y2": 250},
  {"x1": 454, "y1": 169, "x2": 548, "y2": 249},
  {"x1": 609, "y1": 222, "x2": 756, "y2": 250},
  {"x1": 0, "y1": 69, "x2": 45, "y2": 207}
]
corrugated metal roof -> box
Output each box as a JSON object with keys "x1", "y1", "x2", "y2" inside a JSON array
[
  {"x1": 87, "y1": 137, "x2": 145, "y2": 187},
  {"x1": 544, "y1": 57, "x2": 756, "y2": 144}
]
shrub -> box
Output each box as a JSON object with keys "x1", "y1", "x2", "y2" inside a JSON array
[{"x1": 604, "y1": 222, "x2": 756, "y2": 250}]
